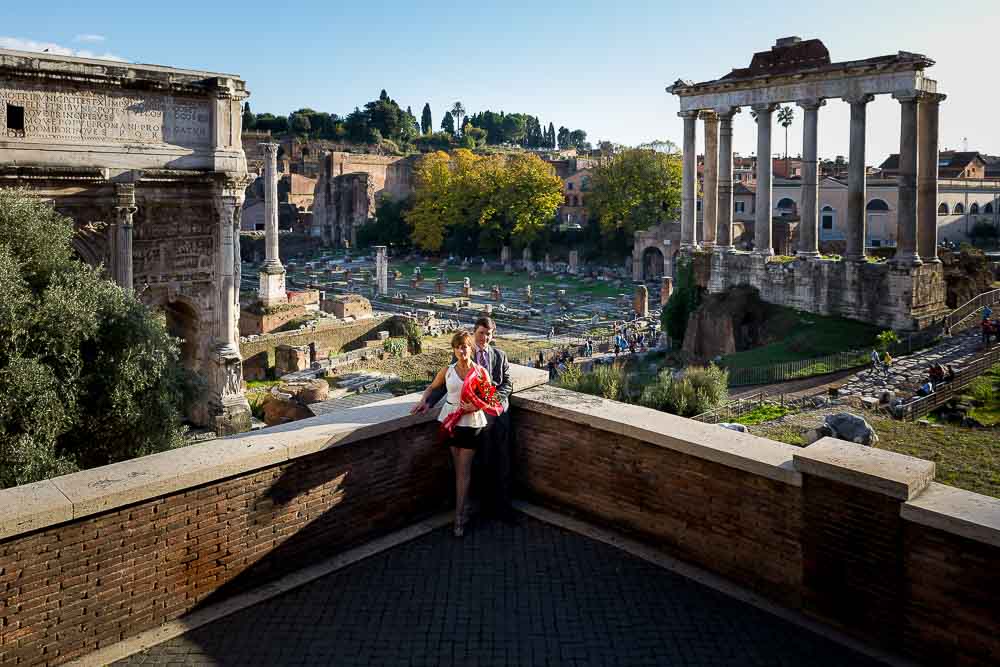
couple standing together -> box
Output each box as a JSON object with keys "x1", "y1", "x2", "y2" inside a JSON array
[{"x1": 410, "y1": 317, "x2": 514, "y2": 537}]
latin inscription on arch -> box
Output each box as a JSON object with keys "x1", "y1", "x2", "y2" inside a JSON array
[{"x1": 0, "y1": 81, "x2": 211, "y2": 147}]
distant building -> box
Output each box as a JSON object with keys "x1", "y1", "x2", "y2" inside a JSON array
[{"x1": 557, "y1": 169, "x2": 591, "y2": 230}]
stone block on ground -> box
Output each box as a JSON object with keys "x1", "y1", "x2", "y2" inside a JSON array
[
  {"x1": 718, "y1": 422, "x2": 748, "y2": 433},
  {"x1": 823, "y1": 412, "x2": 879, "y2": 446},
  {"x1": 278, "y1": 378, "x2": 330, "y2": 404},
  {"x1": 261, "y1": 393, "x2": 315, "y2": 426}
]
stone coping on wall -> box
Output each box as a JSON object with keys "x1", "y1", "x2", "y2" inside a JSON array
[
  {"x1": 511, "y1": 385, "x2": 802, "y2": 486},
  {"x1": 0, "y1": 364, "x2": 549, "y2": 542},
  {"x1": 793, "y1": 437, "x2": 935, "y2": 501},
  {"x1": 901, "y1": 481, "x2": 1000, "y2": 548}
]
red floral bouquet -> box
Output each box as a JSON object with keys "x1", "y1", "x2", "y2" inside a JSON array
[{"x1": 439, "y1": 365, "x2": 503, "y2": 439}]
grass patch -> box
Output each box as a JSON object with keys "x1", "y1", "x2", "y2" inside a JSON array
[
  {"x1": 722, "y1": 308, "x2": 880, "y2": 369},
  {"x1": 734, "y1": 403, "x2": 795, "y2": 425},
  {"x1": 246, "y1": 379, "x2": 281, "y2": 391}
]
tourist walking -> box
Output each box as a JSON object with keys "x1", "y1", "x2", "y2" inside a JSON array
[
  {"x1": 882, "y1": 350, "x2": 893, "y2": 378},
  {"x1": 411, "y1": 331, "x2": 490, "y2": 537},
  {"x1": 870, "y1": 349, "x2": 882, "y2": 377}
]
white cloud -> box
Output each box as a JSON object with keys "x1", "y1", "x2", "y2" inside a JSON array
[
  {"x1": 0, "y1": 36, "x2": 126, "y2": 62},
  {"x1": 74, "y1": 34, "x2": 106, "y2": 43}
]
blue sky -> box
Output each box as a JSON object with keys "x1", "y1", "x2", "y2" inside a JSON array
[{"x1": 4, "y1": 0, "x2": 998, "y2": 164}]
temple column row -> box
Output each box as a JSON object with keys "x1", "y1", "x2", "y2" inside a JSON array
[{"x1": 682, "y1": 91, "x2": 942, "y2": 263}]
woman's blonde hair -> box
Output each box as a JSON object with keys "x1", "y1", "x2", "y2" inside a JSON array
[{"x1": 450, "y1": 330, "x2": 474, "y2": 350}]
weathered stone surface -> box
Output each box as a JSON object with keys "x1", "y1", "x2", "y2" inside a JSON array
[
  {"x1": 795, "y1": 436, "x2": 933, "y2": 500},
  {"x1": 824, "y1": 412, "x2": 879, "y2": 445},
  {"x1": 718, "y1": 422, "x2": 748, "y2": 433},
  {"x1": 262, "y1": 393, "x2": 316, "y2": 426},
  {"x1": 279, "y1": 379, "x2": 330, "y2": 404},
  {"x1": 275, "y1": 344, "x2": 310, "y2": 376}
]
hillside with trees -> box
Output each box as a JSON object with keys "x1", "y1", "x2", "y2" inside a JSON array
[{"x1": 242, "y1": 91, "x2": 590, "y2": 155}]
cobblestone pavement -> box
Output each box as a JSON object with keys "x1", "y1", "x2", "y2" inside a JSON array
[
  {"x1": 836, "y1": 330, "x2": 985, "y2": 399},
  {"x1": 115, "y1": 518, "x2": 886, "y2": 667}
]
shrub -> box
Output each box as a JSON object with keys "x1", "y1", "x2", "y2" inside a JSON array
[
  {"x1": 383, "y1": 337, "x2": 406, "y2": 358},
  {"x1": 637, "y1": 364, "x2": 728, "y2": 417},
  {"x1": 876, "y1": 329, "x2": 900, "y2": 351},
  {"x1": 0, "y1": 188, "x2": 198, "y2": 488},
  {"x1": 970, "y1": 377, "x2": 995, "y2": 404},
  {"x1": 557, "y1": 363, "x2": 625, "y2": 401},
  {"x1": 661, "y1": 256, "x2": 701, "y2": 345}
]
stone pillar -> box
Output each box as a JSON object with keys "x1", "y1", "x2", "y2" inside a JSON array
[
  {"x1": 259, "y1": 143, "x2": 287, "y2": 306},
  {"x1": 633, "y1": 284, "x2": 649, "y2": 318},
  {"x1": 568, "y1": 250, "x2": 579, "y2": 275},
  {"x1": 701, "y1": 111, "x2": 719, "y2": 247},
  {"x1": 212, "y1": 179, "x2": 252, "y2": 435},
  {"x1": 918, "y1": 93, "x2": 944, "y2": 263},
  {"x1": 113, "y1": 183, "x2": 137, "y2": 290},
  {"x1": 752, "y1": 104, "x2": 778, "y2": 256},
  {"x1": 501, "y1": 245, "x2": 512, "y2": 273},
  {"x1": 660, "y1": 277, "x2": 673, "y2": 306},
  {"x1": 716, "y1": 107, "x2": 738, "y2": 251},
  {"x1": 374, "y1": 245, "x2": 388, "y2": 296},
  {"x1": 893, "y1": 92, "x2": 921, "y2": 265},
  {"x1": 679, "y1": 110, "x2": 699, "y2": 248},
  {"x1": 522, "y1": 246, "x2": 533, "y2": 272},
  {"x1": 796, "y1": 99, "x2": 824, "y2": 259},
  {"x1": 845, "y1": 95, "x2": 874, "y2": 262}
]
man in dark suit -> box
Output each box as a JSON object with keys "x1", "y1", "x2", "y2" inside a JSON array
[{"x1": 412, "y1": 316, "x2": 515, "y2": 521}]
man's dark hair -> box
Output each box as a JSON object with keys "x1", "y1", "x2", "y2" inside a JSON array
[{"x1": 474, "y1": 316, "x2": 496, "y2": 332}]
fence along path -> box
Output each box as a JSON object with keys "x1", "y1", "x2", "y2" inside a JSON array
[
  {"x1": 900, "y1": 344, "x2": 1000, "y2": 420},
  {"x1": 944, "y1": 288, "x2": 1000, "y2": 334},
  {"x1": 727, "y1": 349, "x2": 871, "y2": 387}
]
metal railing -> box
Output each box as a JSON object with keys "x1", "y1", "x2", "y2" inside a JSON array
[
  {"x1": 943, "y1": 289, "x2": 1000, "y2": 334},
  {"x1": 726, "y1": 349, "x2": 872, "y2": 387},
  {"x1": 898, "y1": 344, "x2": 1000, "y2": 421}
]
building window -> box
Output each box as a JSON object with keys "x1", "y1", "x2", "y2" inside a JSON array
[
  {"x1": 971, "y1": 203, "x2": 980, "y2": 215},
  {"x1": 581, "y1": 177, "x2": 590, "y2": 191},
  {"x1": 865, "y1": 198, "x2": 890, "y2": 212},
  {"x1": 870, "y1": 239, "x2": 882, "y2": 247},
  {"x1": 565, "y1": 196, "x2": 570, "y2": 206},
  {"x1": 776, "y1": 197, "x2": 796, "y2": 217},
  {"x1": 696, "y1": 200, "x2": 702, "y2": 211},
  {"x1": 6, "y1": 104, "x2": 25, "y2": 134},
  {"x1": 985, "y1": 202, "x2": 995, "y2": 214},
  {"x1": 567, "y1": 182, "x2": 574, "y2": 190},
  {"x1": 938, "y1": 202, "x2": 949, "y2": 215},
  {"x1": 821, "y1": 206, "x2": 834, "y2": 230},
  {"x1": 954, "y1": 203, "x2": 965, "y2": 214},
  {"x1": 735, "y1": 201, "x2": 745, "y2": 214}
]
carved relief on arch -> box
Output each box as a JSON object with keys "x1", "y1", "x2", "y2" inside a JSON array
[{"x1": 72, "y1": 220, "x2": 110, "y2": 269}]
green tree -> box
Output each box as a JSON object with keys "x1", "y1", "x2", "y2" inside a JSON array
[
  {"x1": 242, "y1": 102, "x2": 255, "y2": 131},
  {"x1": 451, "y1": 101, "x2": 465, "y2": 137},
  {"x1": 440, "y1": 111, "x2": 455, "y2": 137},
  {"x1": 587, "y1": 148, "x2": 682, "y2": 256},
  {"x1": 289, "y1": 112, "x2": 312, "y2": 136},
  {"x1": 557, "y1": 126, "x2": 570, "y2": 149},
  {"x1": 569, "y1": 129, "x2": 588, "y2": 151},
  {"x1": 0, "y1": 189, "x2": 199, "y2": 488},
  {"x1": 421, "y1": 102, "x2": 433, "y2": 135},
  {"x1": 777, "y1": 106, "x2": 794, "y2": 175},
  {"x1": 547, "y1": 122, "x2": 556, "y2": 149},
  {"x1": 661, "y1": 256, "x2": 701, "y2": 345}
]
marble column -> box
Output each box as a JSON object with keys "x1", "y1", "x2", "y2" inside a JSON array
[
  {"x1": 893, "y1": 92, "x2": 921, "y2": 265},
  {"x1": 844, "y1": 95, "x2": 873, "y2": 262},
  {"x1": 918, "y1": 93, "x2": 945, "y2": 263},
  {"x1": 679, "y1": 110, "x2": 699, "y2": 248},
  {"x1": 212, "y1": 179, "x2": 252, "y2": 435},
  {"x1": 701, "y1": 111, "x2": 719, "y2": 247},
  {"x1": 796, "y1": 99, "x2": 824, "y2": 258},
  {"x1": 752, "y1": 103, "x2": 778, "y2": 256},
  {"x1": 259, "y1": 143, "x2": 287, "y2": 307},
  {"x1": 114, "y1": 183, "x2": 137, "y2": 290},
  {"x1": 375, "y1": 245, "x2": 388, "y2": 296},
  {"x1": 715, "y1": 108, "x2": 738, "y2": 251}
]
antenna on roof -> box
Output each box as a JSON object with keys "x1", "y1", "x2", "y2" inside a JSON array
[{"x1": 962, "y1": 137, "x2": 968, "y2": 152}]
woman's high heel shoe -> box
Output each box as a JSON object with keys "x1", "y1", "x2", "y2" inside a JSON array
[{"x1": 453, "y1": 522, "x2": 465, "y2": 538}]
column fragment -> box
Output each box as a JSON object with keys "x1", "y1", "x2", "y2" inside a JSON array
[
  {"x1": 679, "y1": 111, "x2": 699, "y2": 248},
  {"x1": 796, "y1": 99, "x2": 824, "y2": 258},
  {"x1": 918, "y1": 93, "x2": 944, "y2": 263},
  {"x1": 701, "y1": 111, "x2": 719, "y2": 247},
  {"x1": 114, "y1": 183, "x2": 137, "y2": 290},
  {"x1": 845, "y1": 95, "x2": 873, "y2": 262},
  {"x1": 752, "y1": 104, "x2": 778, "y2": 256},
  {"x1": 715, "y1": 108, "x2": 738, "y2": 251},
  {"x1": 893, "y1": 92, "x2": 921, "y2": 265},
  {"x1": 258, "y1": 143, "x2": 287, "y2": 307}
]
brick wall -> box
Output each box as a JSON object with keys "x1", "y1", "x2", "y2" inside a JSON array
[
  {"x1": 512, "y1": 408, "x2": 804, "y2": 607},
  {"x1": 0, "y1": 420, "x2": 449, "y2": 666},
  {"x1": 239, "y1": 315, "x2": 396, "y2": 371}
]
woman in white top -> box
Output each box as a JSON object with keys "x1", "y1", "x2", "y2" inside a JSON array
[{"x1": 417, "y1": 330, "x2": 488, "y2": 537}]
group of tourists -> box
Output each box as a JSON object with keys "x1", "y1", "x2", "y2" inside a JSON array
[
  {"x1": 917, "y1": 363, "x2": 958, "y2": 396},
  {"x1": 869, "y1": 348, "x2": 894, "y2": 378},
  {"x1": 410, "y1": 317, "x2": 516, "y2": 537},
  {"x1": 612, "y1": 321, "x2": 654, "y2": 357}
]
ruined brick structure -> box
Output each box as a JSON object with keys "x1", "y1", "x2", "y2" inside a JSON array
[
  {"x1": 0, "y1": 48, "x2": 253, "y2": 432},
  {"x1": 311, "y1": 151, "x2": 415, "y2": 247}
]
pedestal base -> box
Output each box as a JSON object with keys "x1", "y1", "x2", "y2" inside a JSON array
[{"x1": 259, "y1": 268, "x2": 288, "y2": 308}]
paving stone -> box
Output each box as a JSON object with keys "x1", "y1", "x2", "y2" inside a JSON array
[{"x1": 113, "y1": 518, "x2": 886, "y2": 667}]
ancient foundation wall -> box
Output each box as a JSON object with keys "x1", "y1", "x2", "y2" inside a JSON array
[
  {"x1": 239, "y1": 315, "x2": 394, "y2": 372},
  {"x1": 712, "y1": 252, "x2": 948, "y2": 330},
  {"x1": 511, "y1": 385, "x2": 1000, "y2": 667}
]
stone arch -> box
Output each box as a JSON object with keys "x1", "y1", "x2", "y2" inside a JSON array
[
  {"x1": 970, "y1": 202, "x2": 980, "y2": 215},
  {"x1": 939, "y1": 202, "x2": 949, "y2": 215},
  {"x1": 985, "y1": 202, "x2": 994, "y2": 214},
  {"x1": 642, "y1": 245, "x2": 666, "y2": 281},
  {"x1": 776, "y1": 197, "x2": 797, "y2": 216},
  {"x1": 162, "y1": 298, "x2": 203, "y2": 372},
  {"x1": 954, "y1": 202, "x2": 965, "y2": 215},
  {"x1": 866, "y1": 198, "x2": 890, "y2": 211}
]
